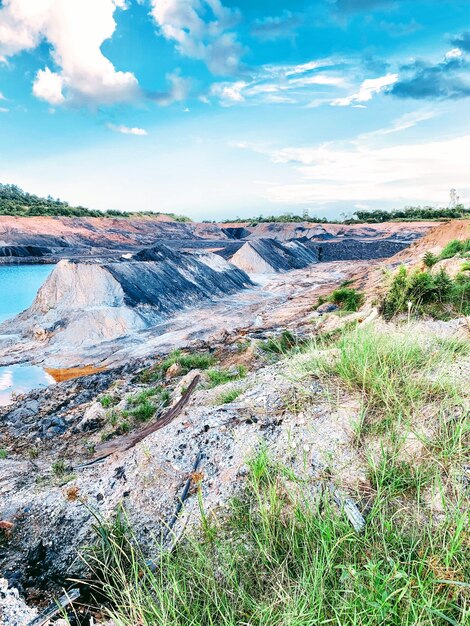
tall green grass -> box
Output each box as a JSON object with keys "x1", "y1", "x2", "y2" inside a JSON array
[
  {"x1": 300, "y1": 325, "x2": 466, "y2": 436},
  {"x1": 85, "y1": 451, "x2": 469, "y2": 626}
]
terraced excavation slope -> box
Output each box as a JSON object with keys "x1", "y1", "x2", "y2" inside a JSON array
[{"x1": 230, "y1": 238, "x2": 319, "y2": 273}]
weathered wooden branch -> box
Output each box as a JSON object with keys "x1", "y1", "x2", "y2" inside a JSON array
[
  {"x1": 163, "y1": 451, "x2": 203, "y2": 543},
  {"x1": 83, "y1": 374, "x2": 200, "y2": 465},
  {"x1": 27, "y1": 588, "x2": 80, "y2": 626},
  {"x1": 146, "y1": 451, "x2": 203, "y2": 572}
]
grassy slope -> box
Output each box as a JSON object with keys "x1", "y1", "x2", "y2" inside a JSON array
[{"x1": 86, "y1": 323, "x2": 469, "y2": 626}]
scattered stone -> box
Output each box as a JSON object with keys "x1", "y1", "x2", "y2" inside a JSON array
[
  {"x1": 75, "y1": 402, "x2": 106, "y2": 432},
  {"x1": 0, "y1": 578, "x2": 37, "y2": 626},
  {"x1": 316, "y1": 302, "x2": 339, "y2": 314},
  {"x1": 166, "y1": 362, "x2": 182, "y2": 379}
]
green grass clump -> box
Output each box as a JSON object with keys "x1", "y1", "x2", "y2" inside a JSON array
[
  {"x1": 126, "y1": 386, "x2": 170, "y2": 423},
  {"x1": 161, "y1": 350, "x2": 216, "y2": 374},
  {"x1": 216, "y1": 388, "x2": 243, "y2": 405},
  {"x1": 259, "y1": 330, "x2": 300, "y2": 355},
  {"x1": 302, "y1": 326, "x2": 462, "y2": 436},
  {"x1": 439, "y1": 238, "x2": 470, "y2": 260},
  {"x1": 206, "y1": 365, "x2": 247, "y2": 388},
  {"x1": 86, "y1": 451, "x2": 469, "y2": 626},
  {"x1": 51, "y1": 459, "x2": 66, "y2": 476},
  {"x1": 367, "y1": 447, "x2": 433, "y2": 498},
  {"x1": 329, "y1": 287, "x2": 364, "y2": 312},
  {"x1": 0, "y1": 449, "x2": 7, "y2": 459},
  {"x1": 100, "y1": 394, "x2": 119, "y2": 409},
  {"x1": 381, "y1": 266, "x2": 470, "y2": 319}
]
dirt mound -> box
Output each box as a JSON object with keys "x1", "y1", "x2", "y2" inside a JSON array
[
  {"x1": 0, "y1": 245, "x2": 252, "y2": 351},
  {"x1": 353, "y1": 219, "x2": 470, "y2": 299},
  {"x1": 390, "y1": 219, "x2": 469, "y2": 265},
  {"x1": 230, "y1": 239, "x2": 318, "y2": 274},
  {"x1": 222, "y1": 221, "x2": 437, "y2": 242}
]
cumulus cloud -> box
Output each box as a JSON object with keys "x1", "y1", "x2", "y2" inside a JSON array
[
  {"x1": 390, "y1": 54, "x2": 470, "y2": 100},
  {"x1": 149, "y1": 0, "x2": 243, "y2": 75},
  {"x1": 0, "y1": 0, "x2": 139, "y2": 106},
  {"x1": 107, "y1": 124, "x2": 148, "y2": 136},
  {"x1": 332, "y1": 73, "x2": 397, "y2": 106},
  {"x1": 33, "y1": 67, "x2": 65, "y2": 105}
]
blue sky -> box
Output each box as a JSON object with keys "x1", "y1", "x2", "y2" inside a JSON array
[{"x1": 0, "y1": 0, "x2": 469, "y2": 220}]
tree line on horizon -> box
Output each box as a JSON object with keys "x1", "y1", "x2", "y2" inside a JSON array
[
  {"x1": 0, "y1": 183, "x2": 468, "y2": 224},
  {"x1": 0, "y1": 183, "x2": 191, "y2": 221}
]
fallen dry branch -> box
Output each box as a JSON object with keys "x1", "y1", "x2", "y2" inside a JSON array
[
  {"x1": 86, "y1": 374, "x2": 200, "y2": 464},
  {"x1": 163, "y1": 451, "x2": 204, "y2": 543},
  {"x1": 27, "y1": 588, "x2": 80, "y2": 626}
]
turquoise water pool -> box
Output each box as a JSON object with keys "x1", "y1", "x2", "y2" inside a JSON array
[
  {"x1": 0, "y1": 264, "x2": 53, "y2": 323},
  {"x1": 0, "y1": 264, "x2": 55, "y2": 405},
  {"x1": 0, "y1": 364, "x2": 55, "y2": 406}
]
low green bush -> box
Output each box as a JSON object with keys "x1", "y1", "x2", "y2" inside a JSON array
[
  {"x1": 423, "y1": 251, "x2": 438, "y2": 267},
  {"x1": 330, "y1": 287, "x2": 364, "y2": 312},
  {"x1": 439, "y1": 238, "x2": 470, "y2": 260},
  {"x1": 206, "y1": 365, "x2": 247, "y2": 388},
  {"x1": 381, "y1": 266, "x2": 470, "y2": 319}
]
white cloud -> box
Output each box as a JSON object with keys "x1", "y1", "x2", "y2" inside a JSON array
[
  {"x1": 259, "y1": 135, "x2": 470, "y2": 205},
  {"x1": 33, "y1": 67, "x2": 65, "y2": 105},
  {"x1": 210, "y1": 57, "x2": 347, "y2": 106},
  {"x1": 0, "y1": 0, "x2": 139, "y2": 105},
  {"x1": 0, "y1": 107, "x2": 9, "y2": 112},
  {"x1": 210, "y1": 81, "x2": 247, "y2": 105},
  {"x1": 149, "y1": 0, "x2": 243, "y2": 75},
  {"x1": 360, "y1": 110, "x2": 436, "y2": 137},
  {"x1": 445, "y1": 48, "x2": 463, "y2": 60},
  {"x1": 331, "y1": 73, "x2": 398, "y2": 106},
  {"x1": 150, "y1": 72, "x2": 191, "y2": 105},
  {"x1": 107, "y1": 123, "x2": 148, "y2": 136}
]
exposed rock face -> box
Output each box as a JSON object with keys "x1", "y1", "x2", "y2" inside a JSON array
[
  {"x1": 2, "y1": 245, "x2": 252, "y2": 348},
  {"x1": 0, "y1": 216, "x2": 437, "y2": 264},
  {"x1": 230, "y1": 239, "x2": 319, "y2": 274},
  {"x1": 313, "y1": 239, "x2": 410, "y2": 262},
  {"x1": 0, "y1": 245, "x2": 50, "y2": 258}
]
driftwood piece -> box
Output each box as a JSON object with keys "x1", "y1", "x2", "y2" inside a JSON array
[
  {"x1": 85, "y1": 374, "x2": 200, "y2": 464},
  {"x1": 27, "y1": 588, "x2": 80, "y2": 626}
]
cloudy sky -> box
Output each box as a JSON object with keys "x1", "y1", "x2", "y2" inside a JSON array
[{"x1": 0, "y1": 0, "x2": 469, "y2": 219}]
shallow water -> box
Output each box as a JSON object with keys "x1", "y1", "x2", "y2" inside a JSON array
[
  {"x1": 0, "y1": 264, "x2": 55, "y2": 404},
  {"x1": 0, "y1": 363, "x2": 55, "y2": 406},
  {"x1": 0, "y1": 264, "x2": 54, "y2": 323}
]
